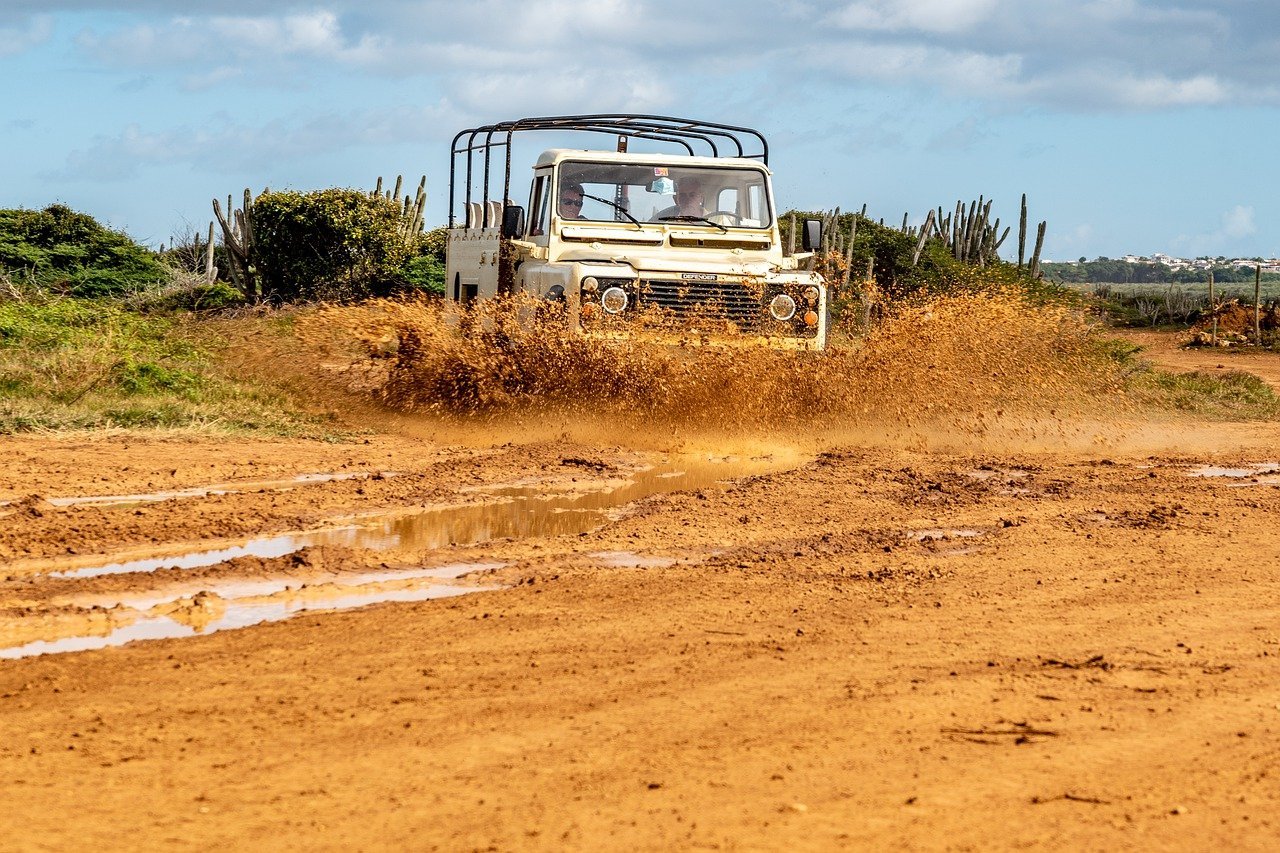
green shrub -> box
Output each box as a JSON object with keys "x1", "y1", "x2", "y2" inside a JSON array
[
  {"x1": 126, "y1": 279, "x2": 244, "y2": 313},
  {"x1": 0, "y1": 205, "x2": 166, "y2": 296},
  {"x1": 252, "y1": 189, "x2": 416, "y2": 301}
]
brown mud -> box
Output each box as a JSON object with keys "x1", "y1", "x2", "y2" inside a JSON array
[{"x1": 3, "y1": 309, "x2": 1280, "y2": 848}]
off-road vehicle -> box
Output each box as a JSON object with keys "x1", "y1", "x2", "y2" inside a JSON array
[{"x1": 446, "y1": 114, "x2": 828, "y2": 349}]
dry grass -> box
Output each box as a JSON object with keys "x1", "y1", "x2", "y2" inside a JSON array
[{"x1": 0, "y1": 290, "x2": 338, "y2": 435}]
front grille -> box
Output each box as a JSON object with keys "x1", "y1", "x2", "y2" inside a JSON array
[{"x1": 638, "y1": 279, "x2": 763, "y2": 327}]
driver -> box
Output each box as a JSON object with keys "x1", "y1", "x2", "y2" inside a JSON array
[
  {"x1": 558, "y1": 183, "x2": 588, "y2": 220},
  {"x1": 653, "y1": 177, "x2": 706, "y2": 220}
]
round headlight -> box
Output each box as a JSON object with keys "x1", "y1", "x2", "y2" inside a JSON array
[
  {"x1": 768, "y1": 293, "x2": 797, "y2": 321},
  {"x1": 581, "y1": 276, "x2": 599, "y2": 294},
  {"x1": 601, "y1": 286, "x2": 628, "y2": 314},
  {"x1": 803, "y1": 286, "x2": 820, "y2": 305}
]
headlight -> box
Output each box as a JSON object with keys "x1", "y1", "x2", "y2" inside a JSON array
[
  {"x1": 803, "y1": 286, "x2": 820, "y2": 305},
  {"x1": 581, "y1": 276, "x2": 599, "y2": 294},
  {"x1": 601, "y1": 286, "x2": 628, "y2": 314},
  {"x1": 768, "y1": 293, "x2": 797, "y2": 321}
]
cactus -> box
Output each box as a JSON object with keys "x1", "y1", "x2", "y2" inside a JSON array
[
  {"x1": 1029, "y1": 220, "x2": 1046, "y2": 278},
  {"x1": 1017, "y1": 193, "x2": 1027, "y2": 269},
  {"x1": 212, "y1": 190, "x2": 258, "y2": 298},
  {"x1": 912, "y1": 209, "x2": 936, "y2": 267}
]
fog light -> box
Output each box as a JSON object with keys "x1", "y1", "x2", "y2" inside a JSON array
[
  {"x1": 581, "y1": 276, "x2": 599, "y2": 294},
  {"x1": 803, "y1": 286, "x2": 820, "y2": 305},
  {"x1": 804, "y1": 310, "x2": 819, "y2": 326},
  {"x1": 601, "y1": 286, "x2": 628, "y2": 314},
  {"x1": 769, "y1": 293, "x2": 797, "y2": 321}
]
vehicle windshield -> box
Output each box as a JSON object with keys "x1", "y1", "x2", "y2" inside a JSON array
[{"x1": 556, "y1": 161, "x2": 772, "y2": 228}]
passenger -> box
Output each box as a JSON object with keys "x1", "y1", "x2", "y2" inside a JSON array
[
  {"x1": 653, "y1": 177, "x2": 706, "y2": 221},
  {"x1": 558, "y1": 183, "x2": 588, "y2": 220}
]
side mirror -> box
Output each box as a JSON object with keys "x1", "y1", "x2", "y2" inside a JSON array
[
  {"x1": 801, "y1": 219, "x2": 822, "y2": 252},
  {"x1": 502, "y1": 204, "x2": 525, "y2": 239}
]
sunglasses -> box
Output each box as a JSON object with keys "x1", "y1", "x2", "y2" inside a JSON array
[{"x1": 560, "y1": 198, "x2": 583, "y2": 207}]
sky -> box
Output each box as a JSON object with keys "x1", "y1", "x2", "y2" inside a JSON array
[{"x1": 2, "y1": 0, "x2": 1279, "y2": 261}]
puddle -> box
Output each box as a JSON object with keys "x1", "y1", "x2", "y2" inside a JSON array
[
  {"x1": 97, "y1": 561, "x2": 506, "y2": 611},
  {"x1": 0, "y1": 456, "x2": 794, "y2": 659},
  {"x1": 12, "y1": 457, "x2": 794, "y2": 581},
  {"x1": 0, "y1": 472, "x2": 397, "y2": 509},
  {"x1": 908, "y1": 529, "x2": 985, "y2": 542},
  {"x1": 589, "y1": 551, "x2": 679, "y2": 568},
  {"x1": 1188, "y1": 463, "x2": 1280, "y2": 483},
  {"x1": 0, "y1": 581, "x2": 499, "y2": 660},
  {"x1": 963, "y1": 468, "x2": 1030, "y2": 482},
  {"x1": 1187, "y1": 461, "x2": 1280, "y2": 473}
]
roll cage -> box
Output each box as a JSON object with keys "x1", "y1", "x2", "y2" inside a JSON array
[{"x1": 448, "y1": 114, "x2": 769, "y2": 229}]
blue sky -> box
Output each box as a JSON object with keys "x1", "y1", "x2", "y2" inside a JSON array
[{"x1": 2, "y1": 0, "x2": 1277, "y2": 260}]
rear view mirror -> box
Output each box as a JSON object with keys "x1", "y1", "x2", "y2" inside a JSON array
[
  {"x1": 502, "y1": 204, "x2": 525, "y2": 239},
  {"x1": 801, "y1": 219, "x2": 822, "y2": 252}
]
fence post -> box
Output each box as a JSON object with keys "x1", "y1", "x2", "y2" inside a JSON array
[
  {"x1": 204, "y1": 222, "x2": 216, "y2": 284},
  {"x1": 1256, "y1": 264, "x2": 1263, "y2": 345},
  {"x1": 1209, "y1": 271, "x2": 1217, "y2": 346}
]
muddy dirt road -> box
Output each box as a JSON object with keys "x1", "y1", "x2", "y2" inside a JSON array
[{"x1": 2, "y1": 397, "x2": 1280, "y2": 851}]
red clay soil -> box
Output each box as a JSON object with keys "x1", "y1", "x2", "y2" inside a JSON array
[{"x1": 2, "y1": 417, "x2": 1280, "y2": 849}]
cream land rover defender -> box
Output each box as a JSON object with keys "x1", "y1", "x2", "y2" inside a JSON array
[{"x1": 446, "y1": 115, "x2": 828, "y2": 349}]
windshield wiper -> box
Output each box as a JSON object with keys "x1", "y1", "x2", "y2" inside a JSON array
[
  {"x1": 658, "y1": 215, "x2": 729, "y2": 234},
  {"x1": 581, "y1": 192, "x2": 644, "y2": 230}
]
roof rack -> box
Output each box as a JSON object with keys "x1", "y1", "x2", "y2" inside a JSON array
[{"x1": 448, "y1": 114, "x2": 770, "y2": 228}]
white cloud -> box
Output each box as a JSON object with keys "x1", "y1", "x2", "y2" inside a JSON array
[
  {"x1": 40, "y1": 1, "x2": 1280, "y2": 113},
  {"x1": 46, "y1": 103, "x2": 465, "y2": 181},
  {"x1": 450, "y1": 69, "x2": 670, "y2": 117},
  {"x1": 0, "y1": 15, "x2": 53, "y2": 58},
  {"x1": 1107, "y1": 72, "x2": 1228, "y2": 108},
  {"x1": 1170, "y1": 206, "x2": 1259, "y2": 256},
  {"x1": 926, "y1": 116, "x2": 991, "y2": 152},
  {"x1": 1221, "y1": 205, "x2": 1257, "y2": 239},
  {"x1": 814, "y1": 42, "x2": 1025, "y2": 99},
  {"x1": 77, "y1": 11, "x2": 384, "y2": 66},
  {"x1": 832, "y1": 0, "x2": 1001, "y2": 34}
]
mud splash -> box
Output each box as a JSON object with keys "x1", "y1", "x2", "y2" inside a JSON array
[{"x1": 298, "y1": 291, "x2": 1129, "y2": 432}]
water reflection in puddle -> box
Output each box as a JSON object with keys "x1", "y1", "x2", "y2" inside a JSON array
[
  {"x1": 1, "y1": 471, "x2": 397, "y2": 510},
  {"x1": 1189, "y1": 463, "x2": 1280, "y2": 476},
  {"x1": 0, "y1": 581, "x2": 499, "y2": 660},
  {"x1": 25, "y1": 458, "x2": 785, "y2": 581},
  {"x1": 1187, "y1": 462, "x2": 1280, "y2": 485},
  {"x1": 107, "y1": 562, "x2": 506, "y2": 611}
]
